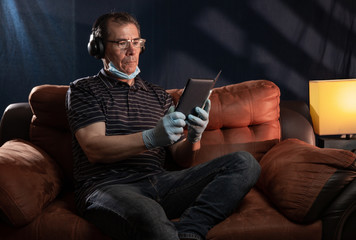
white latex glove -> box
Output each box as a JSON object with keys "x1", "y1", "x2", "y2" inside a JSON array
[
  {"x1": 186, "y1": 99, "x2": 210, "y2": 143},
  {"x1": 142, "y1": 107, "x2": 186, "y2": 149}
]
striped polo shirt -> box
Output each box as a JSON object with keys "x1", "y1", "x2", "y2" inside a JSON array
[{"x1": 66, "y1": 69, "x2": 173, "y2": 210}]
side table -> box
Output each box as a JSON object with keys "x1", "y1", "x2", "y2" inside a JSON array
[{"x1": 318, "y1": 137, "x2": 356, "y2": 151}]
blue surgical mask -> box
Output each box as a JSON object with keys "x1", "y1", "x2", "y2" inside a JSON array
[{"x1": 108, "y1": 62, "x2": 141, "y2": 80}]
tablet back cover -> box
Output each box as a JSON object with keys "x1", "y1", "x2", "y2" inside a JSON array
[{"x1": 175, "y1": 78, "x2": 214, "y2": 116}]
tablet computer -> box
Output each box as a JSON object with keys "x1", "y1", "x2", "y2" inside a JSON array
[{"x1": 175, "y1": 70, "x2": 221, "y2": 117}]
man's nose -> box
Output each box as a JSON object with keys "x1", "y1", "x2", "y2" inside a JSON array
[{"x1": 126, "y1": 42, "x2": 137, "y2": 55}]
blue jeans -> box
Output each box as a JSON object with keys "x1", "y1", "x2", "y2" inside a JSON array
[{"x1": 82, "y1": 151, "x2": 260, "y2": 240}]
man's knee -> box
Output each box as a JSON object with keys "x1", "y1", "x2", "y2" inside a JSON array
[
  {"x1": 224, "y1": 151, "x2": 261, "y2": 186},
  {"x1": 236, "y1": 151, "x2": 260, "y2": 173}
]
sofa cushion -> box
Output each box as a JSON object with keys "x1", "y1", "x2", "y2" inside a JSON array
[
  {"x1": 168, "y1": 80, "x2": 280, "y2": 131},
  {"x1": 168, "y1": 80, "x2": 281, "y2": 165},
  {"x1": 0, "y1": 140, "x2": 62, "y2": 226},
  {"x1": 258, "y1": 138, "x2": 356, "y2": 223},
  {"x1": 29, "y1": 85, "x2": 70, "y2": 130},
  {"x1": 29, "y1": 85, "x2": 73, "y2": 186}
]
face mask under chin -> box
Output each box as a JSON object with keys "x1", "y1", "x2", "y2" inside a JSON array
[{"x1": 107, "y1": 62, "x2": 141, "y2": 80}]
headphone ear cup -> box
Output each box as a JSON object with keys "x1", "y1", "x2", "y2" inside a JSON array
[
  {"x1": 95, "y1": 37, "x2": 105, "y2": 59},
  {"x1": 88, "y1": 34, "x2": 105, "y2": 59}
]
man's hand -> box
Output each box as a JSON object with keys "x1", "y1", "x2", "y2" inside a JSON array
[
  {"x1": 187, "y1": 99, "x2": 211, "y2": 143},
  {"x1": 142, "y1": 107, "x2": 186, "y2": 149}
]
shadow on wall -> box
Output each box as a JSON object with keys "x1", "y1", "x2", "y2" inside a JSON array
[
  {"x1": 1, "y1": 0, "x2": 356, "y2": 115},
  {"x1": 67, "y1": 0, "x2": 356, "y2": 101},
  {"x1": 0, "y1": 0, "x2": 75, "y2": 114}
]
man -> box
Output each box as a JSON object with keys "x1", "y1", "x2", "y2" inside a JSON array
[{"x1": 66, "y1": 12, "x2": 260, "y2": 240}]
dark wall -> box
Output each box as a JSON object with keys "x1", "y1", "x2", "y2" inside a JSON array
[{"x1": 1, "y1": 0, "x2": 356, "y2": 114}]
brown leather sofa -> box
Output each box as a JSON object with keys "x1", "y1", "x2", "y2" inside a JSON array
[{"x1": 0, "y1": 80, "x2": 355, "y2": 240}]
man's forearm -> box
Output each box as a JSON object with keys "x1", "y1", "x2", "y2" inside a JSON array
[{"x1": 75, "y1": 122, "x2": 148, "y2": 164}]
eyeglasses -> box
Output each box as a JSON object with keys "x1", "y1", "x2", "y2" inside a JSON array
[{"x1": 107, "y1": 38, "x2": 146, "y2": 50}]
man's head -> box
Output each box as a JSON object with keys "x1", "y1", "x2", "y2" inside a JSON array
[{"x1": 88, "y1": 12, "x2": 145, "y2": 77}]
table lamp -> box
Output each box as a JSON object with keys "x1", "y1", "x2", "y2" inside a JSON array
[{"x1": 309, "y1": 79, "x2": 356, "y2": 138}]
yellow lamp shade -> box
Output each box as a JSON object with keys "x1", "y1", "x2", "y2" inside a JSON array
[{"x1": 309, "y1": 79, "x2": 356, "y2": 135}]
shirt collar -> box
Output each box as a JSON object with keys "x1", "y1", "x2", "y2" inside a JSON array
[{"x1": 99, "y1": 69, "x2": 148, "y2": 91}]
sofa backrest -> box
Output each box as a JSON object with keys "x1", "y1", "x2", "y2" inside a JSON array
[{"x1": 28, "y1": 80, "x2": 281, "y2": 186}]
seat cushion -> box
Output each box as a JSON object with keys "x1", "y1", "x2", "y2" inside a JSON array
[
  {"x1": 206, "y1": 188, "x2": 322, "y2": 240},
  {"x1": 0, "y1": 193, "x2": 110, "y2": 240},
  {"x1": 257, "y1": 138, "x2": 356, "y2": 223}
]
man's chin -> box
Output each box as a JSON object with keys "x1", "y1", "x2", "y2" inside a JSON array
[{"x1": 124, "y1": 67, "x2": 137, "y2": 75}]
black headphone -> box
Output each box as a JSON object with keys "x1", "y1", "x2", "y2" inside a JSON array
[{"x1": 88, "y1": 13, "x2": 145, "y2": 59}]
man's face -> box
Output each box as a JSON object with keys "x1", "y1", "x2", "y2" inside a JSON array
[{"x1": 105, "y1": 21, "x2": 141, "y2": 75}]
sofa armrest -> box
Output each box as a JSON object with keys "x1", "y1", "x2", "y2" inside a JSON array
[
  {"x1": 322, "y1": 178, "x2": 356, "y2": 240},
  {"x1": 0, "y1": 139, "x2": 62, "y2": 226},
  {"x1": 258, "y1": 139, "x2": 356, "y2": 224},
  {"x1": 280, "y1": 100, "x2": 315, "y2": 145},
  {"x1": 0, "y1": 103, "x2": 33, "y2": 146}
]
